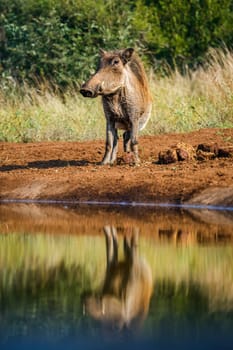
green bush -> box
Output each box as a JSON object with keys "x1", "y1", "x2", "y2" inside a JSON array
[
  {"x1": 132, "y1": 0, "x2": 233, "y2": 69},
  {"x1": 0, "y1": 0, "x2": 233, "y2": 88}
]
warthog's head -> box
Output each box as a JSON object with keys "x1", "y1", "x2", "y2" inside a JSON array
[{"x1": 80, "y1": 48, "x2": 134, "y2": 98}]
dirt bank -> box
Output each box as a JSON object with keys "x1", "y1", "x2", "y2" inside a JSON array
[{"x1": 0, "y1": 128, "x2": 233, "y2": 206}]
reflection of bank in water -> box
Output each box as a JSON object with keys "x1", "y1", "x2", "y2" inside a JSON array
[
  {"x1": 83, "y1": 226, "x2": 153, "y2": 338},
  {"x1": 1, "y1": 203, "x2": 233, "y2": 243}
]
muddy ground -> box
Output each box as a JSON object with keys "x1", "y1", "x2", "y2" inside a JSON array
[{"x1": 0, "y1": 128, "x2": 233, "y2": 206}]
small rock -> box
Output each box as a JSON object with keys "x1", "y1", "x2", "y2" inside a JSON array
[
  {"x1": 176, "y1": 142, "x2": 196, "y2": 161},
  {"x1": 218, "y1": 146, "x2": 233, "y2": 158},
  {"x1": 196, "y1": 149, "x2": 215, "y2": 161},
  {"x1": 177, "y1": 148, "x2": 189, "y2": 161},
  {"x1": 196, "y1": 143, "x2": 219, "y2": 155},
  {"x1": 158, "y1": 149, "x2": 178, "y2": 164}
]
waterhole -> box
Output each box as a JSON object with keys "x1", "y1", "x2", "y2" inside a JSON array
[{"x1": 0, "y1": 203, "x2": 233, "y2": 349}]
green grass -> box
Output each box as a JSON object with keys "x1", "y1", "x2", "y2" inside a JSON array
[{"x1": 0, "y1": 48, "x2": 233, "y2": 143}]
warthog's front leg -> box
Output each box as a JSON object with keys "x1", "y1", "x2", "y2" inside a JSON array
[
  {"x1": 101, "y1": 121, "x2": 118, "y2": 165},
  {"x1": 130, "y1": 119, "x2": 140, "y2": 165}
]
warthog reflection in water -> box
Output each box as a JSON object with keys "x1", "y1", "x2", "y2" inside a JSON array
[{"x1": 83, "y1": 226, "x2": 153, "y2": 337}]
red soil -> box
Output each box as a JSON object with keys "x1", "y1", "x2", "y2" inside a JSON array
[{"x1": 0, "y1": 128, "x2": 233, "y2": 206}]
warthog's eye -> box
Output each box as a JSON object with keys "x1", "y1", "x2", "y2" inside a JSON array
[{"x1": 112, "y1": 58, "x2": 120, "y2": 66}]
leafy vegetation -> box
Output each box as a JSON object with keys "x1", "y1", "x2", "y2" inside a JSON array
[{"x1": 1, "y1": 0, "x2": 233, "y2": 86}]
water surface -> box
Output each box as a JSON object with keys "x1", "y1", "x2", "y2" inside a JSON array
[{"x1": 0, "y1": 203, "x2": 233, "y2": 349}]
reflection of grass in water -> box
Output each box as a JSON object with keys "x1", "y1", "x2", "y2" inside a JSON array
[
  {"x1": 143, "y1": 240, "x2": 233, "y2": 309},
  {"x1": 0, "y1": 233, "x2": 106, "y2": 292},
  {"x1": 0, "y1": 233, "x2": 233, "y2": 309},
  {"x1": 0, "y1": 233, "x2": 106, "y2": 340}
]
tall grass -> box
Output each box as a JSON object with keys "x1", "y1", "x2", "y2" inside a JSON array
[
  {"x1": 0, "y1": 85, "x2": 105, "y2": 142},
  {"x1": 147, "y1": 48, "x2": 233, "y2": 134},
  {"x1": 0, "y1": 48, "x2": 232, "y2": 143}
]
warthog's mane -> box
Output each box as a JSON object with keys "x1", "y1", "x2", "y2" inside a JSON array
[{"x1": 127, "y1": 53, "x2": 149, "y2": 91}]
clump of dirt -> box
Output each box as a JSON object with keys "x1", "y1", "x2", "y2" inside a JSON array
[
  {"x1": 158, "y1": 141, "x2": 233, "y2": 164},
  {"x1": 0, "y1": 128, "x2": 233, "y2": 206}
]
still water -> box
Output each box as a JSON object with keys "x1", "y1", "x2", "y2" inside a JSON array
[{"x1": 0, "y1": 202, "x2": 233, "y2": 349}]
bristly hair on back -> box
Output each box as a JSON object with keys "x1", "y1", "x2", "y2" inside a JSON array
[{"x1": 124, "y1": 51, "x2": 150, "y2": 93}]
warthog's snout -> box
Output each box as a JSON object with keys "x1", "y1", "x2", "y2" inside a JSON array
[
  {"x1": 80, "y1": 87, "x2": 96, "y2": 98},
  {"x1": 80, "y1": 83, "x2": 103, "y2": 98}
]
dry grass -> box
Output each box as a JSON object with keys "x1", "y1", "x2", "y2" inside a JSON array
[
  {"x1": 146, "y1": 48, "x2": 233, "y2": 134},
  {"x1": 0, "y1": 86, "x2": 105, "y2": 142},
  {"x1": 0, "y1": 48, "x2": 232, "y2": 142}
]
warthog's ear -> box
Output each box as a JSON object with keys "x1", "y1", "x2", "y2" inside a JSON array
[
  {"x1": 121, "y1": 48, "x2": 134, "y2": 64},
  {"x1": 99, "y1": 48, "x2": 106, "y2": 56}
]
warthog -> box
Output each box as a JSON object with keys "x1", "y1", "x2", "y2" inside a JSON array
[
  {"x1": 80, "y1": 48, "x2": 152, "y2": 165},
  {"x1": 83, "y1": 226, "x2": 153, "y2": 336}
]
